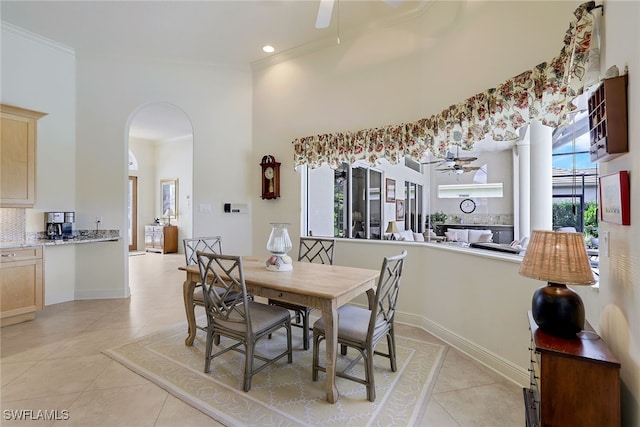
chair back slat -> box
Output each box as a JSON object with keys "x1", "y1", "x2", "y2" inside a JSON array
[
  {"x1": 196, "y1": 252, "x2": 250, "y2": 330},
  {"x1": 184, "y1": 236, "x2": 223, "y2": 265},
  {"x1": 298, "y1": 237, "x2": 335, "y2": 265},
  {"x1": 370, "y1": 250, "x2": 407, "y2": 336}
]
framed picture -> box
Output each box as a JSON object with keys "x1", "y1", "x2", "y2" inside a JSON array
[
  {"x1": 396, "y1": 199, "x2": 405, "y2": 221},
  {"x1": 599, "y1": 171, "x2": 630, "y2": 225},
  {"x1": 386, "y1": 178, "x2": 396, "y2": 202},
  {"x1": 161, "y1": 178, "x2": 178, "y2": 220}
]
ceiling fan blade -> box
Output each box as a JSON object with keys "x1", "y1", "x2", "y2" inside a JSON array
[
  {"x1": 315, "y1": 0, "x2": 335, "y2": 29},
  {"x1": 455, "y1": 156, "x2": 478, "y2": 163}
]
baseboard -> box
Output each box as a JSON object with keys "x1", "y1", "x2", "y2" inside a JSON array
[
  {"x1": 294, "y1": 302, "x2": 528, "y2": 387},
  {"x1": 395, "y1": 311, "x2": 529, "y2": 387},
  {"x1": 74, "y1": 287, "x2": 130, "y2": 300}
]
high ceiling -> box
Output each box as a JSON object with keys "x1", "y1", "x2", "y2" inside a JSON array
[
  {"x1": 1, "y1": 0, "x2": 428, "y2": 65},
  {"x1": 1, "y1": 0, "x2": 430, "y2": 140}
]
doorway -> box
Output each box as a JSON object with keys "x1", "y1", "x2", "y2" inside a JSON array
[
  {"x1": 128, "y1": 176, "x2": 138, "y2": 251},
  {"x1": 127, "y1": 102, "x2": 194, "y2": 252}
]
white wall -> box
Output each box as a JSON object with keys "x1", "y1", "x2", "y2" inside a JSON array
[
  {"x1": 156, "y1": 136, "x2": 193, "y2": 250},
  {"x1": 431, "y1": 149, "x2": 514, "y2": 221},
  {"x1": 1, "y1": 24, "x2": 77, "y2": 304},
  {"x1": 585, "y1": 1, "x2": 640, "y2": 423}
]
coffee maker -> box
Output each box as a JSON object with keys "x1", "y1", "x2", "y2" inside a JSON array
[
  {"x1": 45, "y1": 212, "x2": 75, "y2": 240},
  {"x1": 62, "y1": 212, "x2": 75, "y2": 239},
  {"x1": 45, "y1": 212, "x2": 64, "y2": 240}
]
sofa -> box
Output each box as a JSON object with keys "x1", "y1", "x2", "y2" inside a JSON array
[{"x1": 444, "y1": 228, "x2": 493, "y2": 243}]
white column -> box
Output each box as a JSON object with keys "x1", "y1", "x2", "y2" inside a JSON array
[
  {"x1": 529, "y1": 119, "x2": 553, "y2": 231},
  {"x1": 515, "y1": 126, "x2": 531, "y2": 241}
]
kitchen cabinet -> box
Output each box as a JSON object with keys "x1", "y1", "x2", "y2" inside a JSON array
[
  {"x1": 1, "y1": 246, "x2": 44, "y2": 326},
  {"x1": 0, "y1": 104, "x2": 47, "y2": 207},
  {"x1": 588, "y1": 75, "x2": 628, "y2": 163},
  {"x1": 524, "y1": 311, "x2": 620, "y2": 426},
  {"x1": 144, "y1": 225, "x2": 178, "y2": 254}
]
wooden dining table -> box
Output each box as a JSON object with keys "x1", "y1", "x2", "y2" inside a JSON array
[{"x1": 179, "y1": 256, "x2": 380, "y2": 404}]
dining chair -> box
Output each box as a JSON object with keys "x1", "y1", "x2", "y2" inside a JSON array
[
  {"x1": 196, "y1": 251, "x2": 293, "y2": 392},
  {"x1": 183, "y1": 237, "x2": 223, "y2": 333},
  {"x1": 269, "y1": 236, "x2": 336, "y2": 350},
  {"x1": 311, "y1": 249, "x2": 407, "y2": 402}
]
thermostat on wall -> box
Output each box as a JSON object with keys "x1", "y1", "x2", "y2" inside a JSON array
[{"x1": 223, "y1": 203, "x2": 249, "y2": 214}]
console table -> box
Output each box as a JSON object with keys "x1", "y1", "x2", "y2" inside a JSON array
[{"x1": 524, "y1": 311, "x2": 620, "y2": 426}]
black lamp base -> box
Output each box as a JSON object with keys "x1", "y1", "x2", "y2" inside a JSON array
[{"x1": 532, "y1": 282, "x2": 585, "y2": 338}]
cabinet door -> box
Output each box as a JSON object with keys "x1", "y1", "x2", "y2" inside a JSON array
[
  {"x1": 0, "y1": 105, "x2": 46, "y2": 207},
  {"x1": 153, "y1": 232, "x2": 163, "y2": 248},
  {"x1": 144, "y1": 232, "x2": 154, "y2": 248},
  {"x1": 0, "y1": 257, "x2": 43, "y2": 324}
]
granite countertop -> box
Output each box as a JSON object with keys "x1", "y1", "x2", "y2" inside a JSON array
[{"x1": 0, "y1": 230, "x2": 121, "y2": 249}]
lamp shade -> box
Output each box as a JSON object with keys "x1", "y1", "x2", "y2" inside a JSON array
[
  {"x1": 519, "y1": 230, "x2": 595, "y2": 285},
  {"x1": 519, "y1": 230, "x2": 595, "y2": 337},
  {"x1": 386, "y1": 221, "x2": 399, "y2": 234},
  {"x1": 164, "y1": 208, "x2": 174, "y2": 218}
]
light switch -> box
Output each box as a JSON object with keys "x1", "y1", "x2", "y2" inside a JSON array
[
  {"x1": 601, "y1": 231, "x2": 609, "y2": 257},
  {"x1": 199, "y1": 204, "x2": 212, "y2": 214}
]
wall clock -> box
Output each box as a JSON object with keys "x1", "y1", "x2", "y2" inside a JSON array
[
  {"x1": 260, "y1": 155, "x2": 281, "y2": 200},
  {"x1": 460, "y1": 198, "x2": 476, "y2": 214}
]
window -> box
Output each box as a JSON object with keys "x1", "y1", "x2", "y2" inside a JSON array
[
  {"x1": 405, "y1": 181, "x2": 423, "y2": 233},
  {"x1": 305, "y1": 159, "x2": 424, "y2": 239},
  {"x1": 551, "y1": 109, "x2": 598, "y2": 241}
]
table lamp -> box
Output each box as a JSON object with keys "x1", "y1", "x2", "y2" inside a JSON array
[
  {"x1": 164, "y1": 208, "x2": 174, "y2": 225},
  {"x1": 519, "y1": 230, "x2": 596, "y2": 337},
  {"x1": 386, "y1": 221, "x2": 399, "y2": 240}
]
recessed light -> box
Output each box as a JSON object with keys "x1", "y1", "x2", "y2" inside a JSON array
[{"x1": 263, "y1": 45, "x2": 275, "y2": 53}]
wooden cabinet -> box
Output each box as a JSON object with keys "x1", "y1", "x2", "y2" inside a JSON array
[
  {"x1": 144, "y1": 225, "x2": 178, "y2": 254},
  {"x1": 524, "y1": 311, "x2": 620, "y2": 427},
  {"x1": 1, "y1": 246, "x2": 44, "y2": 326},
  {"x1": 588, "y1": 75, "x2": 628, "y2": 163},
  {"x1": 0, "y1": 104, "x2": 47, "y2": 207}
]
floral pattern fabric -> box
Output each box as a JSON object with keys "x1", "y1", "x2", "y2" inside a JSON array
[{"x1": 293, "y1": 1, "x2": 597, "y2": 168}]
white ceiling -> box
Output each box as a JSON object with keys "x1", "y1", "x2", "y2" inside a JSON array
[{"x1": 1, "y1": 0, "x2": 430, "y2": 141}]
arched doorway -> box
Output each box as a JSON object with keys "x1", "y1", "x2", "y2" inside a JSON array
[{"x1": 127, "y1": 102, "x2": 194, "y2": 253}]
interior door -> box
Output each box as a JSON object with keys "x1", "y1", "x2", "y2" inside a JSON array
[{"x1": 128, "y1": 176, "x2": 138, "y2": 251}]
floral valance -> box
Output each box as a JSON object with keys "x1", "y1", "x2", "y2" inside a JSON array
[{"x1": 293, "y1": 1, "x2": 598, "y2": 169}]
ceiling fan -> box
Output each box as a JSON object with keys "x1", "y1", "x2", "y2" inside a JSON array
[
  {"x1": 421, "y1": 149, "x2": 478, "y2": 170},
  {"x1": 315, "y1": 0, "x2": 404, "y2": 29},
  {"x1": 436, "y1": 163, "x2": 481, "y2": 175}
]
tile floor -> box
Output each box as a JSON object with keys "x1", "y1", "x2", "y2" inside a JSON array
[{"x1": 1, "y1": 252, "x2": 524, "y2": 426}]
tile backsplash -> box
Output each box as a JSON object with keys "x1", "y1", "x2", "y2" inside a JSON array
[{"x1": 0, "y1": 208, "x2": 26, "y2": 242}]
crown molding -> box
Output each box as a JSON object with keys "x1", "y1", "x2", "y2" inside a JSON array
[{"x1": 1, "y1": 21, "x2": 75, "y2": 56}]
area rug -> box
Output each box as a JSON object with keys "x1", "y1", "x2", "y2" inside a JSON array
[{"x1": 104, "y1": 322, "x2": 446, "y2": 426}]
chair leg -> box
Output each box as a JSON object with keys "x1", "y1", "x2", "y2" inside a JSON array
[
  {"x1": 365, "y1": 346, "x2": 376, "y2": 402},
  {"x1": 286, "y1": 322, "x2": 293, "y2": 363},
  {"x1": 243, "y1": 341, "x2": 254, "y2": 392},
  {"x1": 341, "y1": 344, "x2": 347, "y2": 355},
  {"x1": 387, "y1": 328, "x2": 397, "y2": 372},
  {"x1": 312, "y1": 332, "x2": 321, "y2": 381},
  {"x1": 204, "y1": 327, "x2": 215, "y2": 373},
  {"x1": 302, "y1": 310, "x2": 310, "y2": 350}
]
